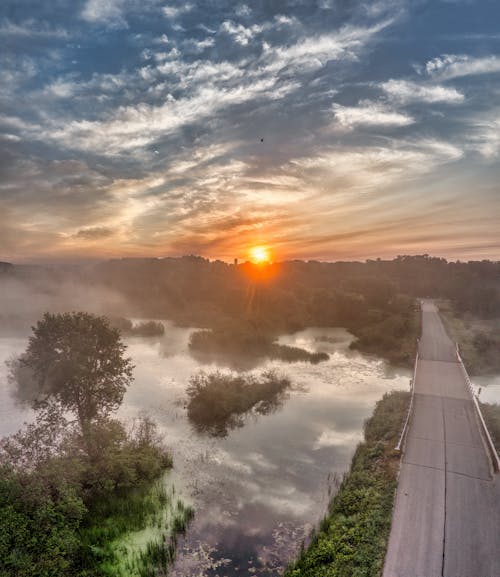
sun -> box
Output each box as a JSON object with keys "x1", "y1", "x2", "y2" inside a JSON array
[{"x1": 249, "y1": 246, "x2": 271, "y2": 264}]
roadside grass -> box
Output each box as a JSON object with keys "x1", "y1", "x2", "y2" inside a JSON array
[
  {"x1": 479, "y1": 402, "x2": 500, "y2": 456},
  {"x1": 438, "y1": 300, "x2": 500, "y2": 375},
  {"x1": 284, "y1": 390, "x2": 410, "y2": 577}
]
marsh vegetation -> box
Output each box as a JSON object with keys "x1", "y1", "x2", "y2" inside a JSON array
[
  {"x1": 188, "y1": 325, "x2": 329, "y2": 369},
  {"x1": 1, "y1": 312, "x2": 191, "y2": 577},
  {"x1": 186, "y1": 370, "x2": 292, "y2": 437},
  {"x1": 284, "y1": 390, "x2": 410, "y2": 577}
]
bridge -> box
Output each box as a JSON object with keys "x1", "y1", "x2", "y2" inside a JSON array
[{"x1": 383, "y1": 301, "x2": 500, "y2": 577}]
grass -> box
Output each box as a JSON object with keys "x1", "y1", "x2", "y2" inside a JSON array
[
  {"x1": 284, "y1": 390, "x2": 410, "y2": 577},
  {"x1": 77, "y1": 477, "x2": 194, "y2": 577},
  {"x1": 438, "y1": 300, "x2": 500, "y2": 375},
  {"x1": 186, "y1": 369, "x2": 292, "y2": 437},
  {"x1": 479, "y1": 402, "x2": 500, "y2": 456}
]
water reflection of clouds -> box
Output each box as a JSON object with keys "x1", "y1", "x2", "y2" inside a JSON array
[
  {"x1": 0, "y1": 324, "x2": 413, "y2": 577},
  {"x1": 313, "y1": 428, "x2": 363, "y2": 450}
]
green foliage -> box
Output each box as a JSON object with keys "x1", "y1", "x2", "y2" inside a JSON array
[
  {"x1": 22, "y1": 312, "x2": 134, "y2": 456},
  {"x1": 0, "y1": 413, "x2": 178, "y2": 577},
  {"x1": 2, "y1": 309, "x2": 182, "y2": 577},
  {"x1": 186, "y1": 370, "x2": 292, "y2": 436},
  {"x1": 284, "y1": 391, "x2": 410, "y2": 577},
  {"x1": 77, "y1": 481, "x2": 193, "y2": 577},
  {"x1": 0, "y1": 464, "x2": 86, "y2": 577}
]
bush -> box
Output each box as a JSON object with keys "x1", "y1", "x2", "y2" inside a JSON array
[{"x1": 186, "y1": 370, "x2": 292, "y2": 436}]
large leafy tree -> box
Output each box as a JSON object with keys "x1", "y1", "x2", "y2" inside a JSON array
[{"x1": 23, "y1": 312, "x2": 134, "y2": 456}]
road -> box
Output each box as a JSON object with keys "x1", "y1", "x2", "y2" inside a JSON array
[{"x1": 383, "y1": 301, "x2": 500, "y2": 577}]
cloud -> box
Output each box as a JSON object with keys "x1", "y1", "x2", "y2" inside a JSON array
[
  {"x1": 425, "y1": 54, "x2": 500, "y2": 80},
  {"x1": 42, "y1": 77, "x2": 298, "y2": 154},
  {"x1": 332, "y1": 101, "x2": 414, "y2": 129},
  {"x1": 468, "y1": 117, "x2": 500, "y2": 159},
  {"x1": 81, "y1": 0, "x2": 128, "y2": 28},
  {"x1": 261, "y1": 19, "x2": 393, "y2": 74},
  {"x1": 380, "y1": 79, "x2": 464, "y2": 104},
  {"x1": 73, "y1": 226, "x2": 115, "y2": 240},
  {"x1": 162, "y1": 4, "x2": 193, "y2": 19},
  {"x1": 220, "y1": 20, "x2": 266, "y2": 46},
  {"x1": 0, "y1": 19, "x2": 69, "y2": 39}
]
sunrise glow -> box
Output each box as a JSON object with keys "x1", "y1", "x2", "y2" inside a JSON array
[{"x1": 249, "y1": 246, "x2": 271, "y2": 264}]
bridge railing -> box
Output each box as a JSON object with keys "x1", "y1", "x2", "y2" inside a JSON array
[
  {"x1": 395, "y1": 340, "x2": 419, "y2": 453},
  {"x1": 456, "y1": 343, "x2": 500, "y2": 473}
]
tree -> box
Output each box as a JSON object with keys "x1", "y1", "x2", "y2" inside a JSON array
[{"x1": 22, "y1": 312, "x2": 134, "y2": 457}]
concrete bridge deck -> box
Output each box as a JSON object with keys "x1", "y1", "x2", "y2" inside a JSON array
[{"x1": 383, "y1": 301, "x2": 500, "y2": 577}]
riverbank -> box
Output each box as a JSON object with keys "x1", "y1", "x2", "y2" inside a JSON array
[{"x1": 284, "y1": 390, "x2": 410, "y2": 577}]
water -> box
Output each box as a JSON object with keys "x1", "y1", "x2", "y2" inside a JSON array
[
  {"x1": 1, "y1": 324, "x2": 413, "y2": 575},
  {"x1": 475, "y1": 374, "x2": 500, "y2": 404}
]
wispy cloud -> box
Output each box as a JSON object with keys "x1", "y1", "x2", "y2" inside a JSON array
[
  {"x1": 380, "y1": 79, "x2": 464, "y2": 103},
  {"x1": 81, "y1": 0, "x2": 129, "y2": 28},
  {"x1": 1, "y1": 0, "x2": 499, "y2": 262},
  {"x1": 73, "y1": 226, "x2": 115, "y2": 240},
  {"x1": 332, "y1": 101, "x2": 414, "y2": 129},
  {"x1": 161, "y1": 3, "x2": 193, "y2": 19},
  {"x1": 425, "y1": 54, "x2": 500, "y2": 79},
  {"x1": 0, "y1": 19, "x2": 69, "y2": 39}
]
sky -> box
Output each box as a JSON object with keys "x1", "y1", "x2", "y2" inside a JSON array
[{"x1": 1, "y1": 0, "x2": 499, "y2": 263}]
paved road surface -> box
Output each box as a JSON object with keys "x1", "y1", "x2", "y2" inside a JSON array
[{"x1": 383, "y1": 301, "x2": 500, "y2": 577}]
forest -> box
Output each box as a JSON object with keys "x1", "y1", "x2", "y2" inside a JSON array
[{"x1": 2, "y1": 255, "x2": 498, "y2": 369}]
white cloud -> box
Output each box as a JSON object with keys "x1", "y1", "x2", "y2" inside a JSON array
[
  {"x1": 380, "y1": 79, "x2": 464, "y2": 104},
  {"x1": 425, "y1": 54, "x2": 500, "y2": 80},
  {"x1": 468, "y1": 118, "x2": 500, "y2": 159},
  {"x1": 332, "y1": 100, "x2": 414, "y2": 129},
  {"x1": 262, "y1": 19, "x2": 393, "y2": 75},
  {"x1": 81, "y1": 0, "x2": 128, "y2": 27},
  {"x1": 291, "y1": 138, "x2": 463, "y2": 194},
  {"x1": 220, "y1": 20, "x2": 266, "y2": 45},
  {"x1": 162, "y1": 4, "x2": 193, "y2": 19},
  {"x1": 43, "y1": 77, "x2": 298, "y2": 154}
]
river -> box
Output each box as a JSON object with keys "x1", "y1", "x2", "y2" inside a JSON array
[{"x1": 7, "y1": 323, "x2": 497, "y2": 575}]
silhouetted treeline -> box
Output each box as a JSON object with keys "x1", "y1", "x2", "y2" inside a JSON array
[
  {"x1": 2, "y1": 255, "x2": 498, "y2": 366},
  {"x1": 81, "y1": 255, "x2": 498, "y2": 321}
]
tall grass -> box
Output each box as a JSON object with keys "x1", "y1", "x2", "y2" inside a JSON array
[
  {"x1": 284, "y1": 390, "x2": 410, "y2": 577},
  {"x1": 78, "y1": 477, "x2": 194, "y2": 576}
]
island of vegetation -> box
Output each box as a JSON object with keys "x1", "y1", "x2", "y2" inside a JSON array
[
  {"x1": 1, "y1": 312, "x2": 192, "y2": 577},
  {"x1": 284, "y1": 390, "x2": 410, "y2": 577},
  {"x1": 186, "y1": 370, "x2": 292, "y2": 437},
  {"x1": 188, "y1": 323, "x2": 329, "y2": 368},
  {"x1": 110, "y1": 317, "x2": 165, "y2": 337}
]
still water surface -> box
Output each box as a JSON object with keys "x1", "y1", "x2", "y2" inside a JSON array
[{"x1": 0, "y1": 324, "x2": 420, "y2": 575}]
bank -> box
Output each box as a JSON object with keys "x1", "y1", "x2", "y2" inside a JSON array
[{"x1": 284, "y1": 390, "x2": 410, "y2": 577}]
